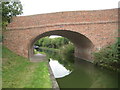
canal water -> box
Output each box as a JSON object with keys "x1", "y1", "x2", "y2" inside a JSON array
[{"x1": 42, "y1": 50, "x2": 118, "y2": 88}]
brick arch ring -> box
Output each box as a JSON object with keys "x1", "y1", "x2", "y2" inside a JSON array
[{"x1": 28, "y1": 29, "x2": 95, "y2": 61}]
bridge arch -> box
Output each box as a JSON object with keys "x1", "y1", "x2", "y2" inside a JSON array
[
  {"x1": 29, "y1": 30, "x2": 94, "y2": 61},
  {"x1": 3, "y1": 9, "x2": 118, "y2": 62}
]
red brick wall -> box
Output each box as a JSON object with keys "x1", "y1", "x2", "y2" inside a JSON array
[{"x1": 3, "y1": 9, "x2": 118, "y2": 61}]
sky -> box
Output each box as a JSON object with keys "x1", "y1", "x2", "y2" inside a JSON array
[{"x1": 20, "y1": 0, "x2": 120, "y2": 16}]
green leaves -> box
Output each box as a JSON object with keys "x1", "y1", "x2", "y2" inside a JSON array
[
  {"x1": 93, "y1": 37, "x2": 120, "y2": 71},
  {"x1": 35, "y1": 37, "x2": 70, "y2": 49},
  {"x1": 1, "y1": 0, "x2": 23, "y2": 28}
]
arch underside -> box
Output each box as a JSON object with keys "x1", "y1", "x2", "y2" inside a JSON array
[{"x1": 29, "y1": 30, "x2": 94, "y2": 61}]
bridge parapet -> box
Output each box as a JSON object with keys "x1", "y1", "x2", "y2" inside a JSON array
[{"x1": 7, "y1": 9, "x2": 118, "y2": 30}]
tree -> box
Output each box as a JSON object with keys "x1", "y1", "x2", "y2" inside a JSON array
[
  {"x1": 1, "y1": 0, "x2": 23, "y2": 28},
  {"x1": 34, "y1": 36, "x2": 71, "y2": 49}
]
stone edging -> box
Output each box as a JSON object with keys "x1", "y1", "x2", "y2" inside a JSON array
[{"x1": 47, "y1": 61, "x2": 60, "y2": 90}]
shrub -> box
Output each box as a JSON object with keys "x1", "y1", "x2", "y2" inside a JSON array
[
  {"x1": 93, "y1": 39, "x2": 120, "y2": 71},
  {"x1": 60, "y1": 43, "x2": 75, "y2": 58}
]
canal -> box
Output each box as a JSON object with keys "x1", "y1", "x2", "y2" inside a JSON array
[{"x1": 41, "y1": 50, "x2": 118, "y2": 88}]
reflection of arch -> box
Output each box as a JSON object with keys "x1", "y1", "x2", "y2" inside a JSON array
[{"x1": 29, "y1": 30, "x2": 94, "y2": 61}]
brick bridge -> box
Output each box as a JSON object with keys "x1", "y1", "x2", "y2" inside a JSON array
[{"x1": 3, "y1": 9, "x2": 118, "y2": 62}]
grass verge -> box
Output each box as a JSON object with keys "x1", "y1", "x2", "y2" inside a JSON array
[{"x1": 2, "y1": 45, "x2": 52, "y2": 88}]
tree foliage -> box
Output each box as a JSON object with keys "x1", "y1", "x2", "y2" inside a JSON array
[
  {"x1": 35, "y1": 37, "x2": 70, "y2": 49},
  {"x1": 60, "y1": 43, "x2": 75, "y2": 58},
  {"x1": 1, "y1": 0, "x2": 23, "y2": 28}
]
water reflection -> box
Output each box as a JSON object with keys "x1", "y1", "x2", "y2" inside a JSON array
[
  {"x1": 49, "y1": 58, "x2": 72, "y2": 78},
  {"x1": 39, "y1": 49, "x2": 118, "y2": 88},
  {"x1": 57, "y1": 58, "x2": 118, "y2": 88},
  {"x1": 43, "y1": 49, "x2": 74, "y2": 72}
]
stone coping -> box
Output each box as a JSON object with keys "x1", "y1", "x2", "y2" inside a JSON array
[{"x1": 47, "y1": 61, "x2": 60, "y2": 90}]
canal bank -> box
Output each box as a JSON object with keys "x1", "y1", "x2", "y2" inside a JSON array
[
  {"x1": 2, "y1": 46, "x2": 52, "y2": 88},
  {"x1": 44, "y1": 50, "x2": 119, "y2": 88},
  {"x1": 2, "y1": 45, "x2": 118, "y2": 88},
  {"x1": 29, "y1": 53, "x2": 60, "y2": 89},
  {"x1": 47, "y1": 62, "x2": 60, "y2": 89},
  {"x1": 49, "y1": 57, "x2": 118, "y2": 88}
]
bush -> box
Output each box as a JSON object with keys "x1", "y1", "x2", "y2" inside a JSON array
[
  {"x1": 93, "y1": 39, "x2": 120, "y2": 71},
  {"x1": 34, "y1": 49, "x2": 40, "y2": 54},
  {"x1": 94, "y1": 45, "x2": 118, "y2": 63},
  {"x1": 60, "y1": 43, "x2": 75, "y2": 58}
]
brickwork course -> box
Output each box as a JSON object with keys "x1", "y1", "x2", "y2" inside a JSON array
[{"x1": 3, "y1": 8, "x2": 119, "y2": 61}]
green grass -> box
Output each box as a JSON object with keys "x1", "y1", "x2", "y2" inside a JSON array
[{"x1": 2, "y1": 46, "x2": 52, "y2": 88}]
